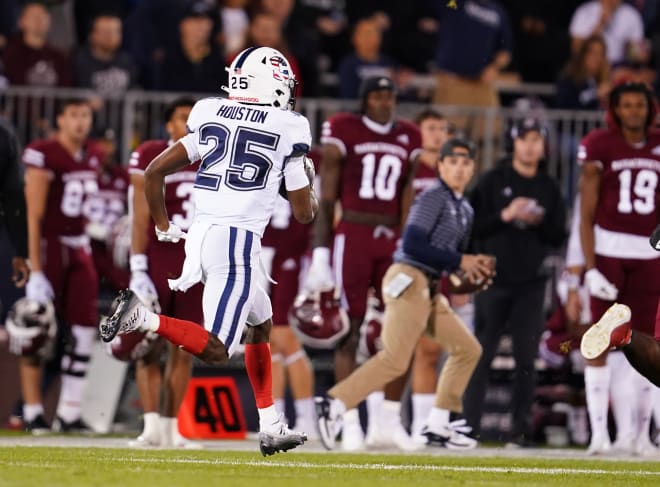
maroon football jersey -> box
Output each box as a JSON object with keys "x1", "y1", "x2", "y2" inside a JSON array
[
  {"x1": 261, "y1": 147, "x2": 320, "y2": 256},
  {"x1": 320, "y1": 113, "x2": 422, "y2": 219},
  {"x1": 412, "y1": 162, "x2": 437, "y2": 195},
  {"x1": 22, "y1": 139, "x2": 102, "y2": 237},
  {"x1": 578, "y1": 128, "x2": 660, "y2": 236},
  {"x1": 84, "y1": 165, "x2": 129, "y2": 231},
  {"x1": 128, "y1": 140, "x2": 201, "y2": 246}
]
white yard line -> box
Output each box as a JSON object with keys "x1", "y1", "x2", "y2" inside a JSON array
[{"x1": 3, "y1": 456, "x2": 660, "y2": 477}]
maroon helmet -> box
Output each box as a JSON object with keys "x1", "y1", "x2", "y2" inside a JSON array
[
  {"x1": 105, "y1": 327, "x2": 161, "y2": 362},
  {"x1": 356, "y1": 297, "x2": 384, "y2": 363},
  {"x1": 288, "y1": 290, "x2": 349, "y2": 349},
  {"x1": 5, "y1": 298, "x2": 57, "y2": 358}
]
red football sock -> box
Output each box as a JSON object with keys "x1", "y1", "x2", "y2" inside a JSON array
[
  {"x1": 156, "y1": 315, "x2": 209, "y2": 355},
  {"x1": 245, "y1": 343, "x2": 274, "y2": 409}
]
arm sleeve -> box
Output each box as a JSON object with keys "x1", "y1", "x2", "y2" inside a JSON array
[
  {"x1": 0, "y1": 125, "x2": 27, "y2": 257},
  {"x1": 402, "y1": 225, "x2": 462, "y2": 272},
  {"x1": 284, "y1": 116, "x2": 313, "y2": 191}
]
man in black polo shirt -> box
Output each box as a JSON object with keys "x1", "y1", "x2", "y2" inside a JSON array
[{"x1": 463, "y1": 118, "x2": 567, "y2": 447}]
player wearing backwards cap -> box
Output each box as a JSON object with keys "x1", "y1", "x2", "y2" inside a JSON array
[
  {"x1": 578, "y1": 82, "x2": 660, "y2": 456},
  {"x1": 304, "y1": 75, "x2": 422, "y2": 451},
  {"x1": 315, "y1": 138, "x2": 492, "y2": 451},
  {"x1": 99, "y1": 46, "x2": 317, "y2": 456}
]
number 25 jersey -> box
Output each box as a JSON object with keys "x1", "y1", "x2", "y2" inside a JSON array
[
  {"x1": 320, "y1": 113, "x2": 422, "y2": 219},
  {"x1": 180, "y1": 97, "x2": 312, "y2": 237},
  {"x1": 578, "y1": 127, "x2": 660, "y2": 237}
]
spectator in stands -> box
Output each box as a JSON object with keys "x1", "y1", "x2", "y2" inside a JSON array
[
  {"x1": 0, "y1": 0, "x2": 19, "y2": 53},
  {"x1": 75, "y1": 14, "x2": 138, "y2": 95},
  {"x1": 556, "y1": 35, "x2": 610, "y2": 110},
  {"x1": 463, "y1": 118, "x2": 567, "y2": 447},
  {"x1": 337, "y1": 18, "x2": 396, "y2": 99},
  {"x1": 430, "y1": 1, "x2": 513, "y2": 110},
  {"x1": 285, "y1": 0, "x2": 347, "y2": 97},
  {"x1": 238, "y1": 12, "x2": 302, "y2": 89},
  {"x1": 3, "y1": 2, "x2": 72, "y2": 87},
  {"x1": 220, "y1": 0, "x2": 250, "y2": 59},
  {"x1": 569, "y1": 0, "x2": 644, "y2": 66},
  {"x1": 157, "y1": 2, "x2": 225, "y2": 93},
  {"x1": 506, "y1": 0, "x2": 578, "y2": 83}
]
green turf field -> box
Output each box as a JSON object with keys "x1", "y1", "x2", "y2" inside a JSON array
[{"x1": 1, "y1": 447, "x2": 660, "y2": 487}]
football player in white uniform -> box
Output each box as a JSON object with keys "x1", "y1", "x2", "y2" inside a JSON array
[{"x1": 100, "y1": 46, "x2": 318, "y2": 456}]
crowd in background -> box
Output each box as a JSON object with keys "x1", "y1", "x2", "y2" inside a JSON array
[{"x1": 0, "y1": 0, "x2": 659, "y2": 106}]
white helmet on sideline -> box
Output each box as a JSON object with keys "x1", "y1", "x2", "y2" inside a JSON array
[
  {"x1": 5, "y1": 298, "x2": 57, "y2": 358},
  {"x1": 223, "y1": 46, "x2": 297, "y2": 110}
]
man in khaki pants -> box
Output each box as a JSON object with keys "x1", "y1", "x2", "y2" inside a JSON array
[{"x1": 316, "y1": 138, "x2": 494, "y2": 450}]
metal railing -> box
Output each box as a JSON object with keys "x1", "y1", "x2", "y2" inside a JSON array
[{"x1": 0, "y1": 87, "x2": 607, "y2": 200}]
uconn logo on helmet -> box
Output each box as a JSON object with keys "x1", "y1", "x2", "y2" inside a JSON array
[{"x1": 269, "y1": 56, "x2": 290, "y2": 81}]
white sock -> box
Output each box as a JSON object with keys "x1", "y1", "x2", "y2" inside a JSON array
[
  {"x1": 343, "y1": 408, "x2": 360, "y2": 424},
  {"x1": 411, "y1": 393, "x2": 435, "y2": 437},
  {"x1": 258, "y1": 404, "x2": 279, "y2": 427},
  {"x1": 427, "y1": 407, "x2": 451, "y2": 431},
  {"x1": 143, "y1": 412, "x2": 160, "y2": 437},
  {"x1": 584, "y1": 365, "x2": 611, "y2": 441},
  {"x1": 160, "y1": 416, "x2": 175, "y2": 445},
  {"x1": 631, "y1": 370, "x2": 653, "y2": 442},
  {"x1": 294, "y1": 397, "x2": 315, "y2": 425},
  {"x1": 274, "y1": 398, "x2": 285, "y2": 415},
  {"x1": 366, "y1": 391, "x2": 384, "y2": 433},
  {"x1": 146, "y1": 311, "x2": 160, "y2": 331},
  {"x1": 607, "y1": 352, "x2": 635, "y2": 444},
  {"x1": 56, "y1": 326, "x2": 96, "y2": 422},
  {"x1": 380, "y1": 399, "x2": 401, "y2": 426},
  {"x1": 23, "y1": 403, "x2": 44, "y2": 422}
]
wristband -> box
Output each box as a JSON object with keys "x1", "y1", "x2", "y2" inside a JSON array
[
  {"x1": 130, "y1": 254, "x2": 148, "y2": 272},
  {"x1": 563, "y1": 272, "x2": 580, "y2": 291},
  {"x1": 312, "y1": 247, "x2": 330, "y2": 265}
]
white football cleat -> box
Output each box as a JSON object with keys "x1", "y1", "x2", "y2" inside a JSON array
[
  {"x1": 258, "y1": 413, "x2": 307, "y2": 456},
  {"x1": 580, "y1": 303, "x2": 632, "y2": 360},
  {"x1": 586, "y1": 436, "x2": 612, "y2": 455}
]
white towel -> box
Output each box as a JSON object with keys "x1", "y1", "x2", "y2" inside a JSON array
[{"x1": 168, "y1": 221, "x2": 212, "y2": 292}]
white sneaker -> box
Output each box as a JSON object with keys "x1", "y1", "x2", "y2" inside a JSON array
[
  {"x1": 314, "y1": 396, "x2": 343, "y2": 450},
  {"x1": 258, "y1": 413, "x2": 307, "y2": 456},
  {"x1": 341, "y1": 419, "x2": 365, "y2": 451},
  {"x1": 586, "y1": 436, "x2": 612, "y2": 455},
  {"x1": 295, "y1": 417, "x2": 319, "y2": 441},
  {"x1": 370, "y1": 422, "x2": 422, "y2": 451},
  {"x1": 612, "y1": 434, "x2": 635, "y2": 454},
  {"x1": 580, "y1": 303, "x2": 632, "y2": 360},
  {"x1": 634, "y1": 435, "x2": 660, "y2": 457},
  {"x1": 423, "y1": 419, "x2": 478, "y2": 450},
  {"x1": 128, "y1": 431, "x2": 161, "y2": 448}
]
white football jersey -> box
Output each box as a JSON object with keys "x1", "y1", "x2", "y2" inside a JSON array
[{"x1": 179, "y1": 97, "x2": 312, "y2": 237}]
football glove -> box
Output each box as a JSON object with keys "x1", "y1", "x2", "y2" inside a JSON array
[
  {"x1": 585, "y1": 268, "x2": 618, "y2": 301},
  {"x1": 129, "y1": 271, "x2": 161, "y2": 313},
  {"x1": 155, "y1": 222, "x2": 186, "y2": 243},
  {"x1": 303, "y1": 247, "x2": 335, "y2": 293},
  {"x1": 25, "y1": 271, "x2": 54, "y2": 305}
]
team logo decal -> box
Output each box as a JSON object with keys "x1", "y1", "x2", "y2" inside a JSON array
[{"x1": 270, "y1": 56, "x2": 290, "y2": 81}]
